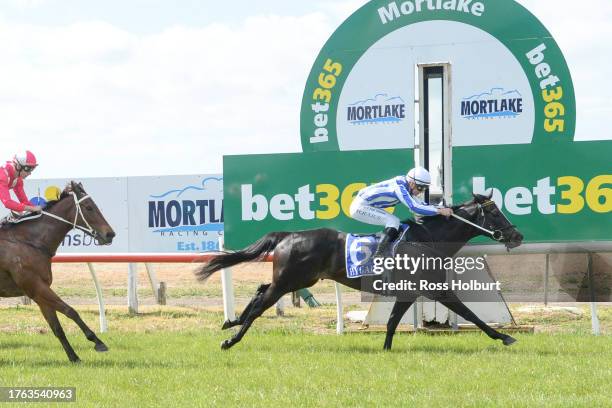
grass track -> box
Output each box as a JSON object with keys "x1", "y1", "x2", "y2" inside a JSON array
[{"x1": 0, "y1": 306, "x2": 610, "y2": 407}]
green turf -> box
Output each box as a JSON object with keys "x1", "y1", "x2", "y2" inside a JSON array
[{"x1": 0, "y1": 305, "x2": 610, "y2": 407}]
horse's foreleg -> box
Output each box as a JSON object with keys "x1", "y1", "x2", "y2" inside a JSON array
[
  {"x1": 222, "y1": 283, "x2": 270, "y2": 330},
  {"x1": 438, "y1": 297, "x2": 516, "y2": 346},
  {"x1": 37, "y1": 303, "x2": 81, "y2": 362},
  {"x1": 221, "y1": 283, "x2": 285, "y2": 350},
  {"x1": 34, "y1": 284, "x2": 108, "y2": 353},
  {"x1": 384, "y1": 300, "x2": 414, "y2": 350}
]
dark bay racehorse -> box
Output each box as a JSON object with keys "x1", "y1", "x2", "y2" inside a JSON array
[
  {"x1": 197, "y1": 194, "x2": 523, "y2": 350},
  {"x1": 0, "y1": 181, "x2": 115, "y2": 362}
]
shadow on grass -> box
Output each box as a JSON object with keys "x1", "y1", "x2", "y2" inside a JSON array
[{"x1": 227, "y1": 334, "x2": 565, "y2": 357}]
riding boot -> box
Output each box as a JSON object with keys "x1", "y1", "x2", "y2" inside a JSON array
[{"x1": 373, "y1": 227, "x2": 399, "y2": 260}]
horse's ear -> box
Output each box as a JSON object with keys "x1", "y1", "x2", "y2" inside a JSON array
[{"x1": 472, "y1": 190, "x2": 493, "y2": 203}]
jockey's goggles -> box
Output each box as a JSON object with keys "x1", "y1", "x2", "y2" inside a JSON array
[
  {"x1": 22, "y1": 165, "x2": 36, "y2": 172},
  {"x1": 415, "y1": 184, "x2": 428, "y2": 192}
]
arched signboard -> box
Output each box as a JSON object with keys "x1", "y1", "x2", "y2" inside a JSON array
[
  {"x1": 299, "y1": 0, "x2": 610, "y2": 247},
  {"x1": 223, "y1": 0, "x2": 610, "y2": 250}
]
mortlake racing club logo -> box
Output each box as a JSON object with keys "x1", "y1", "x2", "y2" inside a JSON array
[
  {"x1": 148, "y1": 177, "x2": 224, "y2": 251},
  {"x1": 461, "y1": 87, "x2": 523, "y2": 120},
  {"x1": 346, "y1": 93, "x2": 406, "y2": 125}
]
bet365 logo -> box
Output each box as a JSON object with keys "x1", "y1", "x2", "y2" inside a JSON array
[
  {"x1": 241, "y1": 183, "x2": 379, "y2": 221},
  {"x1": 474, "y1": 175, "x2": 612, "y2": 215}
]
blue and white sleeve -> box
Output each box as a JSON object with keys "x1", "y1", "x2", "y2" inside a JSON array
[{"x1": 394, "y1": 178, "x2": 439, "y2": 216}]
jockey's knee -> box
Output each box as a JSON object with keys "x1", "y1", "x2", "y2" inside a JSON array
[{"x1": 385, "y1": 218, "x2": 401, "y2": 231}]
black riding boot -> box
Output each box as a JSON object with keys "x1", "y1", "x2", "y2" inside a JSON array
[{"x1": 373, "y1": 227, "x2": 399, "y2": 259}]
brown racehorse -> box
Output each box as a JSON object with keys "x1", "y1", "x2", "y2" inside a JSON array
[
  {"x1": 0, "y1": 181, "x2": 115, "y2": 362},
  {"x1": 197, "y1": 194, "x2": 523, "y2": 350}
]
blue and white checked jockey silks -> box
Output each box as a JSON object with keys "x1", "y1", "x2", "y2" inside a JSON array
[{"x1": 349, "y1": 176, "x2": 438, "y2": 230}]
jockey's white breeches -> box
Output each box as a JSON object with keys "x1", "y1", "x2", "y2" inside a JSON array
[{"x1": 349, "y1": 198, "x2": 400, "y2": 230}]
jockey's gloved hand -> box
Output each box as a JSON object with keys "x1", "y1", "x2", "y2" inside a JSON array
[{"x1": 25, "y1": 205, "x2": 42, "y2": 213}]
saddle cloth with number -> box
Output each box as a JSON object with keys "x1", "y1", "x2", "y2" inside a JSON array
[{"x1": 344, "y1": 224, "x2": 409, "y2": 278}]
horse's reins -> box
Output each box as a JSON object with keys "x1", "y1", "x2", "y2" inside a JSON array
[
  {"x1": 41, "y1": 192, "x2": 98, "y2": 238},
  {"x1": 451, "y1": 201, "x2": 515, "y2": 241}
]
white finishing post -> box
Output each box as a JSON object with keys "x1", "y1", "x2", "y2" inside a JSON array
[
  {"x1": 587, "y1": 253, "x2": 601, "y2": 336},
  {"x1": 128, "y1": 263, "x2": 138, "y2": 314},
  {"x1": 335, "y1": 282, "x2": 344, "y2": 334},
  {"x1": 87, "y1": 262, "x2": 108, "y2": 333},
  {"x1": 144, "y1": 262, "x2": 160, "y2": 303},
  {"x1": 219, "y1": 236, "x2": 235, "y2": 321}
]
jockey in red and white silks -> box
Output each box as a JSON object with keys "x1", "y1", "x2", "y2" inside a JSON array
[
  {"x1": 349, "y1": 166, "x2": 453, "y2": 259},
  {"x1": 0, "y1": 151, "x2": 42, "y2": 214}
]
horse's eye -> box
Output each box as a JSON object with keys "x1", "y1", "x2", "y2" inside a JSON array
[{"x1": 86, "y1": 206, "x2": 93, "y2": 211}]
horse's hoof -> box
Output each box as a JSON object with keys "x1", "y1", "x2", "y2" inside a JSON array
[
  {"x1": 95, "y1": 343, "x2": 109, "y2": 352},
  {"x1": 503, "y1": 336, "x2": 517, "y2": 346},
  {"x1": 220, "y1": 340, "x2": 233, "y2": 350},
  {"x1": 221, "y1": 320, "x2": 232, "y2": 330},
  {"x1": 69, "y1": 356, "x2": 81, "y2": 363}
]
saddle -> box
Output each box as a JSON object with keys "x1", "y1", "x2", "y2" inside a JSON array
[{"x1": 0, "y1": 211, "x2": 42, "y2": 226}]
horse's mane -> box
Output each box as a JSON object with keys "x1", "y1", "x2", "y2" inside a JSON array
[{"x1": 42, "y1": 188, "x2": 72, "y2": 211}]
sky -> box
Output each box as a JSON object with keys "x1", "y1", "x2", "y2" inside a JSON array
[{"x1": 1, "y1": 0, "x2": 610, "y2": 178}]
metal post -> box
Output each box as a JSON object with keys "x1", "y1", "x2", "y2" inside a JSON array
[
  {"x1": 276, "y1": 296, "x2": 285, "y2": 316},
  {"x1": 218, "y1": 236, "x2": 235, "y2": 321},
  {"x1": 544, "y1": 253, "x2": 549, "y2": 306},
  {"x1": 450, "y1": 309, "x2": 458, "y2": 331},
  {"x1": 587, "y1": 253, "x2": 600, "y2": 336},
  {"x1": 144, "y1": 263, "x2": 160, "y2": 303},
  {"x1": 413, "y1": 297, "x2": 422, "y2": 332},
  {"x1": 335, "y1": 283, "x2": 344, "y2": 335},
  {"x1": 87, "y1": 263, "x2": 108, "y2": 333},
  {"x1": 128, "y1": 263, "x2": 138, "y2": 315},
  {"x1": 292, "y1": 291, "x2": 301, "y2": 307},
  {"x1": 157, "y1": 282, "x2": 167, "y2": 306}
]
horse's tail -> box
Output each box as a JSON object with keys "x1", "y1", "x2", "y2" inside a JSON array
[{"x1": 195, "y1": 232, "x2": 291, "y2": 281}]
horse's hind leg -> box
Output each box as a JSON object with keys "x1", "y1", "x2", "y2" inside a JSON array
[
  {"x1": 32, "y1": 283, "x2": 108, "y2": 353},
  {"x1": 221, "y1": 283, "x2": 286, "y2": 350},
  {"x1": 384, "y1": 300, "x2": 414, "y2": 351},
  {"x1": 222, "y1": 283, "x2": 270, "y2": 330},
  {"x1": 438, "y1": 295, "x2": 516, "y2": 346},
  {"x1": 37, "y1": 303, "x2": 81, "y2": 362}
]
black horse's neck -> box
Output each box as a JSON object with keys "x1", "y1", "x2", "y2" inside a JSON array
[{"x1": 409, "y1": 209, "x2": 482, "y2": 256}]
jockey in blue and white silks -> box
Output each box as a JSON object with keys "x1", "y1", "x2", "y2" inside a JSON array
[{"x1": 349, "y1": 166, "x2": 454, "y2": 259}]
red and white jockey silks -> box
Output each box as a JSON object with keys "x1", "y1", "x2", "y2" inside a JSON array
[{"x1": 0, "y1": 161, "x2": 34, "y2": 212}]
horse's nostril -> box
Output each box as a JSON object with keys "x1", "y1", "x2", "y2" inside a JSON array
[{"x1": 107, "y1": 231, "x2": 116, "y2": 239}]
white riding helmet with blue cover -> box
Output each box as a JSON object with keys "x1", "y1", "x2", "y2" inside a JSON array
[{"x1": 406, "y1": 166, "x2": 431, "y2": 186}]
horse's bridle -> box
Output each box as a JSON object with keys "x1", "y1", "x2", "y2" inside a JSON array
[
  {"x1": 452, "y1": 200, "x2": 516, "y2": 242},
  {"x1": 41, "y1": 191, "x2": 99, "y2": 239}
]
